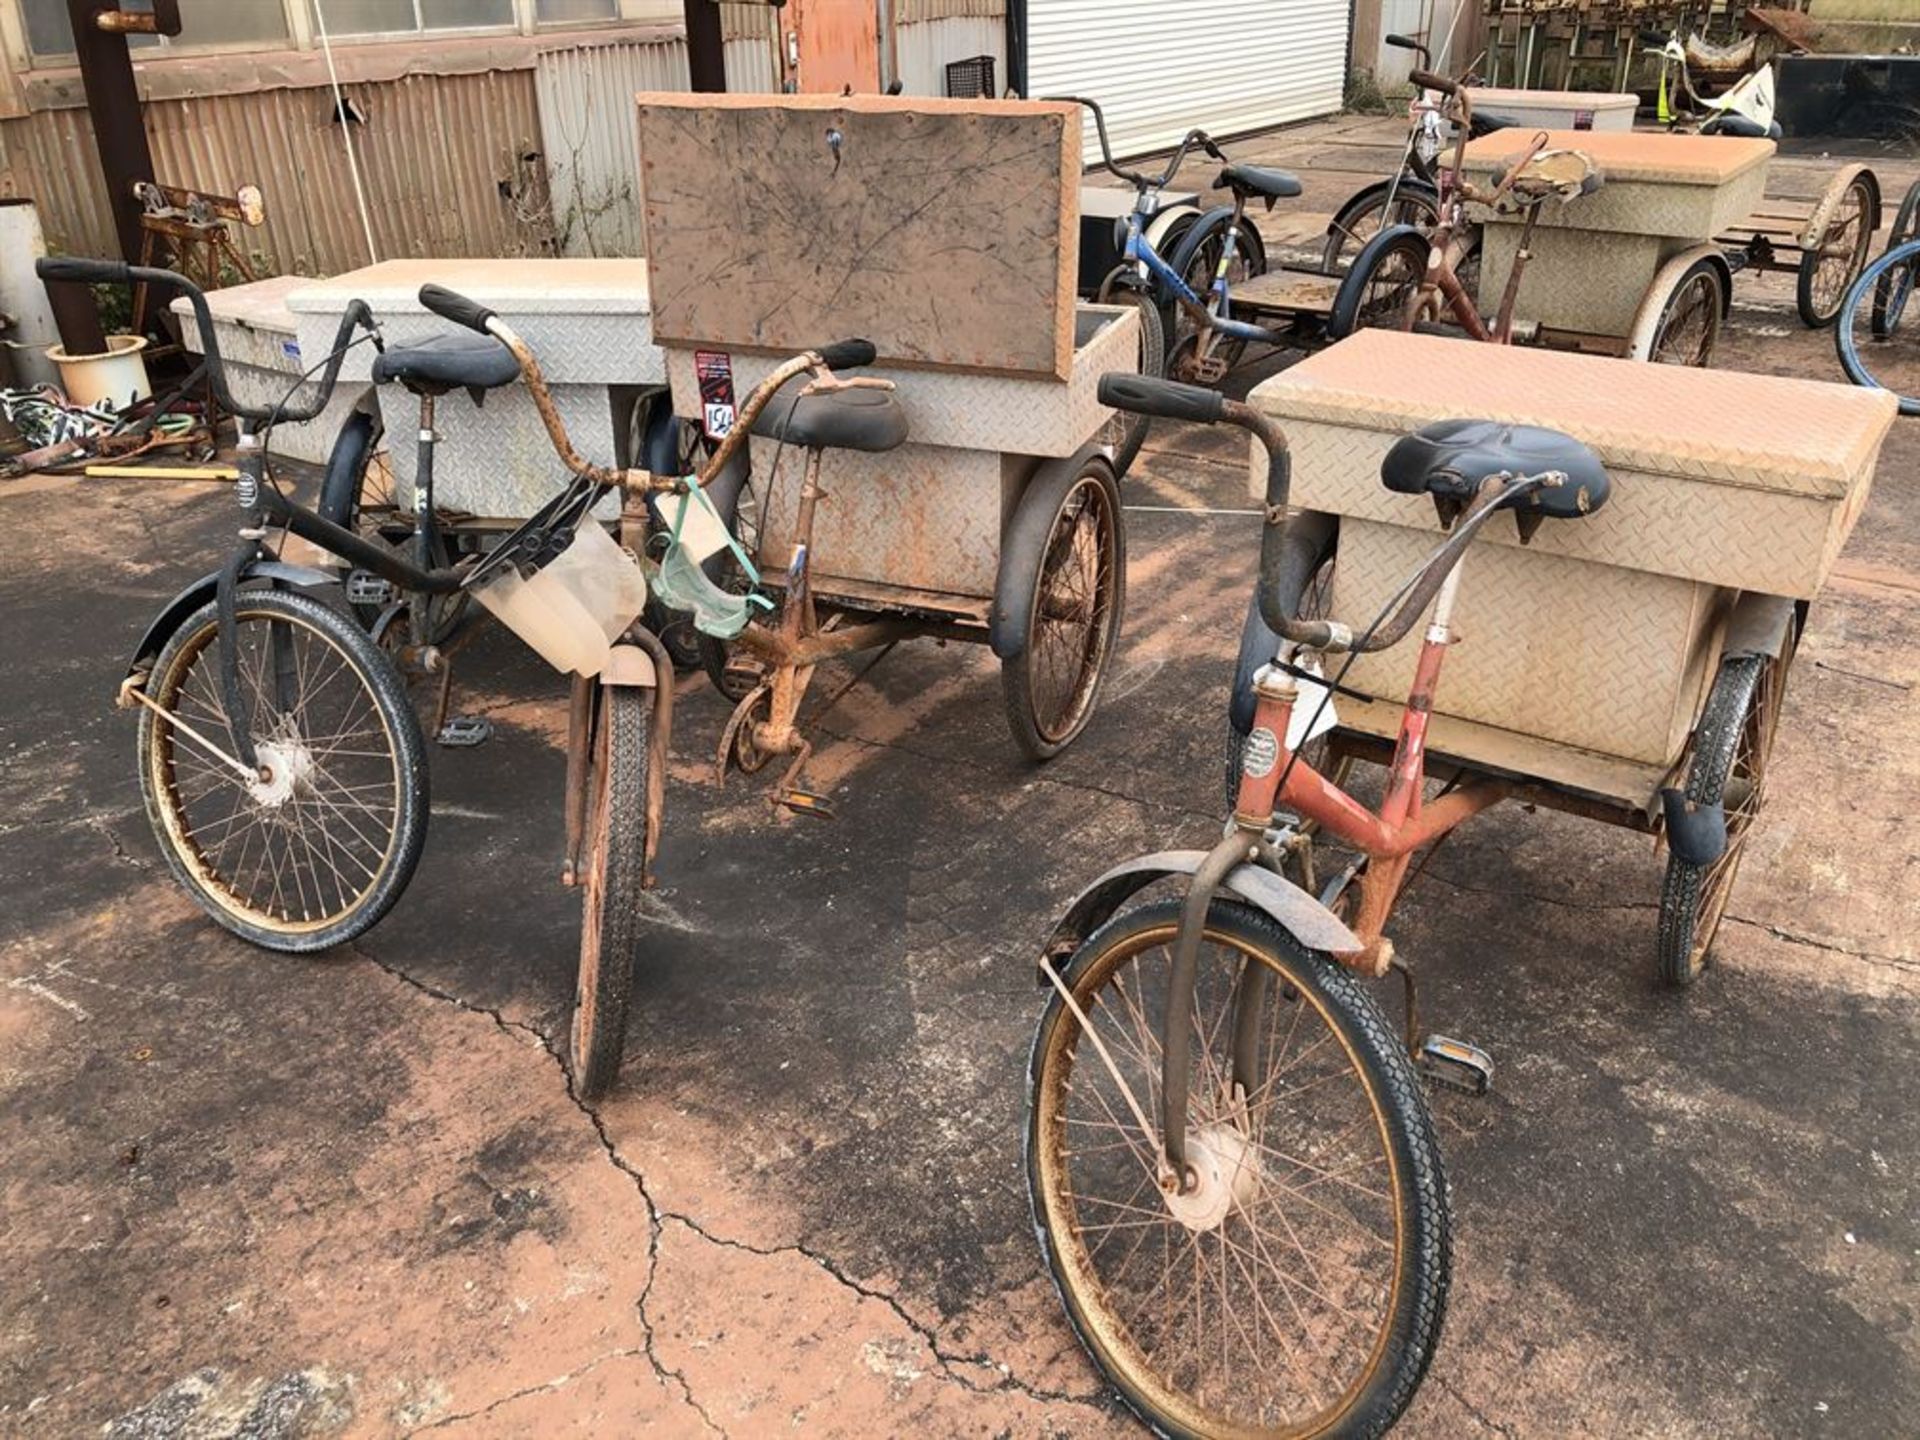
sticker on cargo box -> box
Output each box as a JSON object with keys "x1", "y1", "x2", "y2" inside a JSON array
[
  {"x1": 696, "y1": 350, "x2": 736, "y2": 441},
  {"x1": 1573, "y1": 110, "x2": 1595, "y2": 130}
]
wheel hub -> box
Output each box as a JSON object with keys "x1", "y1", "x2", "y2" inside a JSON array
[
  {"x1": 1162, "y1": 1123, "x2": 1262, "y2": 1233},
  {"x1": 248, "y1": 737, "x2": 316, "y2": 809}
]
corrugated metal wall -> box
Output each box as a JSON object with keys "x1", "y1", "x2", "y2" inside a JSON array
[
  {"x1": 1026, "y1": 0, "x2": 1349, "y2": 161},
  {"x1": 894, "y1": 14, "x2": 1005, "y2": 97},
  {"x1": 535, "y1": 37, "x2": 689, "y2": 258},
  {"x1": 0, "y1": 67, "x2": 555, "y2": 275}
]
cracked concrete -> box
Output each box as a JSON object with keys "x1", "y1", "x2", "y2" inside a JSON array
[{"x1": 3, "y1": 113, "x2": 1918, "y2": 1438}]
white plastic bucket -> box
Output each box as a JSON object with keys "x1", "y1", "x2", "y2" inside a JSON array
[
  {"x1": 471, "y1": 523, "x2": 648, "y2": 676},
  {"x1": 46, "y1": 333, "x2": 150, "y2": 409}
]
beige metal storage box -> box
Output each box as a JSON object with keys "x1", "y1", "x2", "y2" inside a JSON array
[
  {"x1": 1461, "y1": 130, "x2": 1772, "y2": 340},
  {"x1": 1250, "y1": 331, "x2": 1897, "y2": 768},
  {"x1": 662, "y1": 304, "x2": 1140, "y2": 610},
  {"x1": 287, "y1": 259, "x2": 661, "y2": 519},
  {"x1": 1466, "y1": 87, "x2": 1637, "y2": 133},
  {"x1": 171, "y1": 276, "x2": 371, "y2": 466}
]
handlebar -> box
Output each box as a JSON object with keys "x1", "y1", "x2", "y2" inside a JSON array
[
  {"x1": 418, "y1": 282, "x2": 495, "y2": 335},
  {"x1": 1385, "y1": 32, "x2": 1431, "y2": 67},
  {"x1": 34, "y1": 257, "x2": 375, "y2": 430},
  {"x1": 1099, "y1": 374, "x2": 1554, "y2": 654},
  {"x1": 1047, "y1": 95, "x2": 1224, "y2": 193},
  {"x1": 1409, "y1": 68, "x2": 1457, "y2": 97}
]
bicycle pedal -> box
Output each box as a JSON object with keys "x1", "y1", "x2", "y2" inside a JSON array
[
  {"x1": 778, "y1": 788, "x2": 835, "y2": 819},
  {"x1": 346, "y1": 570, "x2": 394, "y2": 607},
  {"x1": 1192, "y1": 355, "x2": 1230, "y2": 384},
  {"x1": 436, "y1": 716, "x2": 492, "y2": 749},
  {"x1": 1417, "y1": 1035, "x2": 1494, "y2": 1096}
]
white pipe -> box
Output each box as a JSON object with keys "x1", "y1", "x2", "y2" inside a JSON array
[{"x1": 312, "y1": 0, "x2": 380, "y2": 266}]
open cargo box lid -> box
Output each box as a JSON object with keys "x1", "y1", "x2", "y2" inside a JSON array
[
  {"x1": 635, "y1": 92, "x2": 1081, "y2": 380},
  {"x1": 1251, "y1": 331, "x2": 1898, "y2": 598}
]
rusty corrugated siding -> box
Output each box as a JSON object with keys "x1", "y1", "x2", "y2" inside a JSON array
[{"x1": 2, "y1": 67, "x2": 556, "y2": 276}]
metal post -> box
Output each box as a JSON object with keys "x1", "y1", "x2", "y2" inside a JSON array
[{"x1": 684, "y1": 0, "x2": 727, "y2": 93}]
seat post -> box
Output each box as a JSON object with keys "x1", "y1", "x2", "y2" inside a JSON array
[{"x1": 411, "y1": 390, "x2": 440, "y2": 642}]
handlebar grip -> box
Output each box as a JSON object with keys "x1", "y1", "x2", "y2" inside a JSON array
[
  {"x1": 817, "y1": 338, "x2": 877, "y2": 370},
  {"x1": 1384, "y1": 33, "x2": 1422, "y2": 51},
  {"x1": 418, "y1": 284, "x2": 495, "y2": 334},
  {"x1": 36, "y1": 256, "x2": 131, "y2": 287},
  {"x1": 1098, "y1": 373, "x2": 1225, "y2": 425},
  {"x1": 1410, "y1": 69, "x2": 1458, "y2": 96}
]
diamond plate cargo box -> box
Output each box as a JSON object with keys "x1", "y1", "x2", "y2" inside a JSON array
[
  {"x1": 663, "y1": 305, "x2": 1139, "y2": 607},
  {"x1": 286, "y1": 260, "x2": 663, "y2": 519},
  {"x1": 171, "y1": 276, "x2": 371, "y2": 467},
  {"x1": 1250, "y1": 331, "x2": 1896, "y2": 767}
]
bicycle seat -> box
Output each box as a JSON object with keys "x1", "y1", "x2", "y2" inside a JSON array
[
  {"x1": 1217, "y1": 164, "x2": 1302, "y2": 201},
  {"x1": 1381, "y1": 419, "x2": 1610, "y2": 520},
  {"x1": 751, "y1": 377, "x2": 908, "y2": 454},
  {"x1": 372, "y1": 330, "x2": 520, "y2": 396},
  {"x1": 1493, "y1": 148, "x2": 1603, "y2": 208}
]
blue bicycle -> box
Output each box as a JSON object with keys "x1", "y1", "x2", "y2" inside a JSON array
[{"x1": 1064, "y1": 98, "x2": 1395, "y2": 423}]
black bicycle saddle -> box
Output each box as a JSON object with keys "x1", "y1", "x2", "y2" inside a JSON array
[
  {"x1": 1381, "y1": 418, "x2": 1610, "y2": 520},
  {"x1": 751, "y1": 377, "x2": 908, "y2": 454},
  {"x1": 372, "y1": 330, "x2": 520, "y2": 395},
  {"x1": 1217, "y1": 164, "x2": 1303, "y2": 201}
]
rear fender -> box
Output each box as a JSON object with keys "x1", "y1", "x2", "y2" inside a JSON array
[
  {"x1": 1166, "y1": 205, "x2": 1269, "y2": 292},
  {"x1": 125, "y1": 560, "x2": 340, "y2": 681},
  {"x1": 1037, "y1": 849, "x2": 1361, "y2": 983}
]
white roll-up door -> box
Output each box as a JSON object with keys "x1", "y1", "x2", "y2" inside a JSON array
[{"x1": 1025, "y1": 0, "x2": 1350, "y2": 163}]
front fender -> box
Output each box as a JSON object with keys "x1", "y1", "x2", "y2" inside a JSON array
[
  {"x1": 126, "y1": 560, "x2": 341, "y2": 679},
  {"x1": 1038, "y1": 849, "x2": 1361, "y2": 982}
]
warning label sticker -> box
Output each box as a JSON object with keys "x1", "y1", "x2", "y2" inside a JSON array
[{"x1": 695, "y1": 350, "x2": 736, "y2": 440}]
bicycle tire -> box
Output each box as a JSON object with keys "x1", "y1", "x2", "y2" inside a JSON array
[
  {"x1": 138, "y1": 587, "x2": 429, "y2": 953},
  {"x1": 571, "y1": 685, "x2": 650, "y2": 1099},
  {"x1": 1000, "y1": 456, "x2": 1126, "y2": 761},
  {"x1": 1028, "y1": 898, "x2": 1450, "y2": 1438},
  {"x1": 1328, "y1": 226, "x2": 1432, "y2": 340},
  {"x1": 1656, "y1": 642, "x2": 1789, "y2": 988},
  {"x1": 1322, "y1": 181, "x2": 1441, "y2": 276},
  {"x1": 1796, "y1": 172, "x2": 1876, "y2": 330},
  {"x1": 1836, "y1": 239, "x2": 1920, "y2": 416},
  {"x1": 1091, "y1": 285, "x2": 1165, "y2": 476},
  {"x1": 1871, "y1": 182, "x2": 1920, "y2": 338}
]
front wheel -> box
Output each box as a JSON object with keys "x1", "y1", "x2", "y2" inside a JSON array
[
  {"x1": 1001, "y1": 457, "x2": 1126, "y2": 760},
  {"x1": 1871, "y1": 181, "x2": 1920, "y2": 338},
  {"x1": 1837, "y1": 239, "x2": 1920, "y2": 416},
  {"x1": 571, "y1": 685, "x2": 651, "y2": 1099},
  {"x1": 1028, "y1": 898, "x2": 1450, "y2": 1437},
  {"x1": 138, "y1": 586, "x2": 429, "y2": 952},
  {"x1": 1656, "y1": 639, "x2": 1791, "y2": 987}
]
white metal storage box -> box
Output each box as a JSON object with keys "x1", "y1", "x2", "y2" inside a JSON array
[
  {"x1": 171, "y1": 276, "x2": 371, "y2": 466},
  {"x1": 1250, "y1": 331, "x2": 1897, "y2": 769},
  {"x1": 1465, "y1": 87, "x2": 1637, "y2": 134},
  {"x1": 286, "y1": 259, "x2": 661, "y2": 519}
]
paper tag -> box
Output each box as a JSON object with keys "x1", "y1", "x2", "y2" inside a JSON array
[
  {"x1": 668, "y1": 487, "x2": 731, "y2": 565},
  {"x1": 1285, "y1": 657, "x2": 1338, "y2": 752}
]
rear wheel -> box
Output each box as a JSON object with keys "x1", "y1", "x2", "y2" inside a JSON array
[
  {"x1": 572, "y1": 685, "x2": 650, "y2": 1098},
  {"x1": 1322, "y1": 183, "x2": 1441, "y2": 276},
  {"x1": 1328, "y1": 228, "x2": 1431, "y2": 340},
  {"x1": 1797, "y1": 173, "x2": 1876, "y2": 329},
  {"x1": 1028, "y1": 899, "x2": 1450, "y2": 1437},
  {"x1": 138, "y1": 587, "x2": 428, "y2": 952},
  {"x1": 1002, "y1": 457, "x2": 1125, "y2": 760},
  {"x1": 1837, "y1": 240, "x2": 1920, "y2": 415},
  {"x1": 1168, "y1": 218, "x2": 1268, "y2": 383},
  {"x1": 1631, "y1": 257, "x2": 1725, "y2": 367},
  {"x1": 1656, "y1": 641, "x2": 1791, "y2": 987}
]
